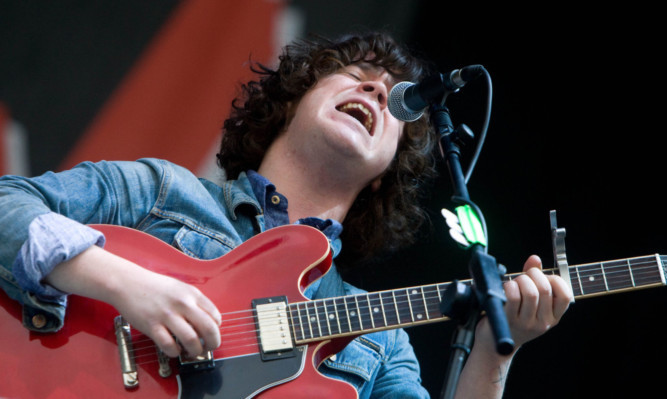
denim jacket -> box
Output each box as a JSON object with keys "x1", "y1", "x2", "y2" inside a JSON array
[{"x1": 0, "y1": 158, "x2": 429, "y2": 398}]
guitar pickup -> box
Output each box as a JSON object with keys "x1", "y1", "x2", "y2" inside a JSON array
[{"x1": 252, "y1": 296, "x2": 295, "y2": 361}]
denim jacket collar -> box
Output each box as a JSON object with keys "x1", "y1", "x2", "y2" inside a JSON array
[{"x1": 221, "y1": 171, "x2": 263, "y2": 221}]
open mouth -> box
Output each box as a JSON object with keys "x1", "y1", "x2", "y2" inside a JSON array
[{"x1": 336, "y1": 102, "x2": 374, "y2": 134}]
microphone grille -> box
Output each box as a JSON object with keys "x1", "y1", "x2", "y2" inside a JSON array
[{"x1": 388, "y1": 81, "x2": 424, "y2": 122}]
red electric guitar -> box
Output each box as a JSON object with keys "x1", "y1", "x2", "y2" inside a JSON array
[{"x1": 1, "y1": 224, "x2": 665, "y2": 398}]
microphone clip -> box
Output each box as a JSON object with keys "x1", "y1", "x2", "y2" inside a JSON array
[{"x1": 388, "y1": 65, "x2": 486, "y2": 123}]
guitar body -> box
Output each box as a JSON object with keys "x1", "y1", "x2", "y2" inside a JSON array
[{"x1": 0, "y1": 224, "x2": 358, "y2": 398}]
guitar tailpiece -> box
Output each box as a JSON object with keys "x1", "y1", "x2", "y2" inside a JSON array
[{"x1": 113, "y1": 316, "x2": 139, "y2": 389}]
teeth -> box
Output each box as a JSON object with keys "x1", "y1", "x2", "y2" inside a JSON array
[{"x1": 337, "y1": 103, "x2": 373, "y2": 133}]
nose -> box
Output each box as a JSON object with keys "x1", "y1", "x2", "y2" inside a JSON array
[{"x1": 360, "y1": 81, "x2": 388, "y2": 109}]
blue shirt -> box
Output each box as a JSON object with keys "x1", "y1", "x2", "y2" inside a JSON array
[{"x1": 0, "y1": 158, "x2": 429, "y2": 398}]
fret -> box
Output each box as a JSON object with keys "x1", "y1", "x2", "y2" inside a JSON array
[
  {"x1": 408, "y1": 287, "x2": 427, "y2": 322},
  {"x1": 573, "y1": 264, "x2": 584, "y2": 296},
  {"x1": 380, "y1": 291, "x2": 398, "y2": 326},
  {"x1": 358, "y1": 294, "x2": 374, "y2": 329},
  {"x1": 368, "y1": 293, "x2": 385, "y2": 328},
  {"x1": 656, "y1": 254, "x2": 666, "y2": 284},
  {"x1": 600, "y1": 262, "x2": 610, "y2": 291},
  {"x1": 292, "y1": 303, "x2": 307, "y2": 341},
  {"x1": 378, "y1": 293, "x2": 389, "y2": 327},
  {"x1": 404, "y1": 289, "x2": 415, "y2": 323},
  {"x1": 627, "y1": 259, "x2": 636, "y2": 287},
  {"x1": 302, "y1": 302, "x2": 311, "y2": 338},
  {"x1": 341, "y1": 297, "x2": 351, "y2": 332},
  {"x1": 324, "y1": 299, "x2": 340, "y2": 336},
  {"x1": 306, "y1": 301, "x2": 322, "y2": 338},
  {"x1": 346, "y1": 296, "x2": 362, "y2": 332},
  {"x1": 660, "y1": 255, "x2": 667, "y2": 283},
  {"x1": 406, "y1": 288, "x2": 424, "y2": 323},
  {"x1": 630, "y1": 255, "x2": 664, "y2": 287},
  {"x1": 333, "y1": 299, "x2": 343, "y2": 333},
  {"x1": 394, "y1": 289, "x2": 413, "y2": 324},
  {"x1": 420, "y1": 287, "x2": 430, "y2": 320},
  {"x1": 316, "y1": 300, "x2": 330, "y2": 337},
  {"x1": 427, "y1": 284, "x2": 445, "y2": 319},
  {"x1": 604, "y1": 259, "x2": 635, "y2": 291},
  {"x1": 319, "y1": 300, "x2": 330, "y2": 336},
  {"x1": 289, "y1": 304, "x2": 299, "y2": 340},
  {"x1": 391, "y1": 291, "x2": 402, "y2": 323},
  {"x1": 373, "y1": 292, "x2": 389, "y2": 326},
  {"x1": 334, "y1": 297, "x2": 350, "y2": 333},
  {"x1": 575, "y1": 262, "x2": 607, "y2": 296},
  {"x1": 545, "y1": 269, "x2": 558, "y2": 277},
  {"x1": 299, "y1": 302, "x2": 314, "y2": 340},
  {"x1": 301, "y1": 301, "x2": 311, "y2": 338}
]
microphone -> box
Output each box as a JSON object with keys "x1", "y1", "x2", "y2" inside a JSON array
[{"x1": 388, "y1": 65, "x2": 485, "y2": 122}]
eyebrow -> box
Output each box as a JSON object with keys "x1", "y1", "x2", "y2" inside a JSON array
[{"x1": 350, "y1": 62, "x2": 399, "y2": 87}]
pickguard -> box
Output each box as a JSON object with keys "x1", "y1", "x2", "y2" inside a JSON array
[{"x1": 178, "y1": 346, "x2": 307, "y2": 398}]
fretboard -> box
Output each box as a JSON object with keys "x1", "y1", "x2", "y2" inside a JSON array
[
  {"x1": 556, "y1": 254, "x2": 666, "y2": 298},
  {"x1": 289, "y1": 284, "x2": 449, "y2": 343},
  {"x1": 288, "y1": 254, "x2": 666, "y2": 343}
]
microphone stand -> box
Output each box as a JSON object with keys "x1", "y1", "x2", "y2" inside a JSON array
[{"x1": 433, "y1": 103, "x2": 514, "y2": 399}]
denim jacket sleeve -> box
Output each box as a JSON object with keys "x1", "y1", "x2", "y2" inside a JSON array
[
  {"x1": 321, "y1": 328, "x2": 430, "y2": 399},
  {"x1": 0, "y1": 158, "x2": 263, "y2": 332},
  {"x1": 13, "y1": 212, "x2": 106, "y2": 300},
  {"x1": 0, "y1": 159, "x2": 167, "y2": 331}
]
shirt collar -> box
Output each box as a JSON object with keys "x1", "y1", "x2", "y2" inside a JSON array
[
  {"x1": 245, "y1": 170, "x2": 343, "y2": 242},
  {"x1": 246, "y1": 170, "x2": 274, "y2": 213}
]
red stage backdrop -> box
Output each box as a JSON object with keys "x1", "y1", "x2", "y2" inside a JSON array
[{"x1": 58, "y1": 1, "x2": 283, "y2": 176}]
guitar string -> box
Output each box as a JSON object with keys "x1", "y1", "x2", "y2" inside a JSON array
[
  {"x1": 124, "y1": 258, "x2": 665, "y2": 366},
  {"x1": 125, "y1": 258, "x2": 662, "y2": 351},
  {"x1": 126, "y1": 285, "x2": 454, "y2": 364},
  {"x1": 564, "y1": 258, "x2": 664, "y2": 294},
  {"x1": 126, "y1": 258, "x2": 665, "y2": 360}
]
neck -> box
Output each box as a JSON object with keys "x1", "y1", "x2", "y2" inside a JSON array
[{"x1": 258, "y1": 138, "x2": 365, "y2": 224}]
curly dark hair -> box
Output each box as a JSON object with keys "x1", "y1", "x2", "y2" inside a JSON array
[{"x1": 217, "y1": 31, "x2": 438, "y2": 268}]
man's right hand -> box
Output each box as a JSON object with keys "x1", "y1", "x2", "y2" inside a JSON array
[{"x1": 45, "y1": 245, "x2": 222, "y2": 357}]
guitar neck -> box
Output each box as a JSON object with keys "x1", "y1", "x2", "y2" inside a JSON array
[
  {"x1": 289, "y1": 282, "x2": 449, "y2": 344},
  {"x1": 289, "y1": 254, "x2": 667, "y2": 343},
  {"x1": 545, "y1": 254, "x2": 667, "y2": 299}
]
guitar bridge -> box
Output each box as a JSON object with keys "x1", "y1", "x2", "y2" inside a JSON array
[
  {"x1": 252, "y1": 296, "x2": 295, "y2": 361},
  {"x1": 114, "y1": 316, "x2": 139, "y2": 389}
]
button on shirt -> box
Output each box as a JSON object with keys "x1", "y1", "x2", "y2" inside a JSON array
[
  {"x1": 247, "y1": 170, "x2": 291, "y2": 230},
  {"x1": 246, "y1": 170, "x2": 343, "y2": 255}
]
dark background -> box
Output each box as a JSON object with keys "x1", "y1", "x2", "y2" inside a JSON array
[
  {"x1": 361, "y1": 4, "x2": 667, "y2": 398},
  {"x1": 2, "y1": 1, "x2": 665, "y2": 397}
]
